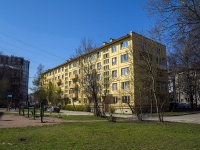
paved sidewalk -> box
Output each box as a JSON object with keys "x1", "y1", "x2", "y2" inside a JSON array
[{"x1": 1, "y1": 108, "x2": 200, "y2": 125}]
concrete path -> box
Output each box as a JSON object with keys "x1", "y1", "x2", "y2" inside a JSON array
[{"x1": 1, "y1": 108, "x2": 200, "y2": 124}]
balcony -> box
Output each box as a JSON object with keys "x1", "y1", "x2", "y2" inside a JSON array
[
  {"x1": 70, "y1": 93, "x2": 78, "y2": 98},
  {"x1": 56, "y1": 79, "x2": 61, "y2": 84},
  {"x1": 69, "y1": 83, "x2": 78, "y2": 89},
  {"x1": 70, "y1": 74, "x2": 78, "y2": 80}
]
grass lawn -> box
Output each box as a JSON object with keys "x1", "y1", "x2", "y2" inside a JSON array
[{"x1": 0, "y1": 120, "x2": 200, "y2": 150}]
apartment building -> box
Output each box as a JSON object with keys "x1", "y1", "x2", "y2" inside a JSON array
[
  {"x1": 41, "y1": 32, "x2": 168, "y2": 113},
  {"x1": 0, "y1": 55, "x2": 30, "y2": 106}
]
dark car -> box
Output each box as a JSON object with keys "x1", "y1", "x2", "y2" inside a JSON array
[
  {"x1": 52, "y1": 106, "x2": 60, "y2": 113},
  {"x1": 44, "y1": 106, "x2": 60, "y2": 113}
]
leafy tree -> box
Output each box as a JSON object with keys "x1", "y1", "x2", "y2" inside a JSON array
[{"x1": 31, "y1": 64, "x2": 47, "y2": 104}]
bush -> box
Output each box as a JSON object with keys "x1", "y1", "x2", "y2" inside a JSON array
[
  {"x1": 65, "y1": 105, "x2": 86, "y2": 111},
  {"x1": 84, "y1": 105, "x2": 91, "y2": 112},
  {"x1": 75, "y1": 105, "x2": 85, "y2": 111},
  {"x1": 66, "y1": 105, "x2": 75, "y2": 111}
]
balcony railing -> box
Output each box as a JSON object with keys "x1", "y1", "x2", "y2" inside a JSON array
[
  {"x1": 56, "y1": 79, "x2": 62, "y2": 84},
  {"x1": 69, "y1": 83, "x2": 78, "y2": 89},
  {"x1": 70, "y1": 93, "x2": 78, "y2": 98},
  {"x1": 70, "y1": 74, "x2": 78, "y2": 80}
]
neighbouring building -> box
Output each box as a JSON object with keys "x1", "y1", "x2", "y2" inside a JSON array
[
  {"x1": 168, "y1": 68, "x2": 200, "y2": 108},
  {"x1": 40, "y1": 32, "x2": 168, "y2": 113},
  {"x1": 0, "y1": 55, "x2": 30, "y2": 107}
]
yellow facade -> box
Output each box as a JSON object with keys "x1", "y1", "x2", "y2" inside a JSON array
[{"x1": 41, "y1": 32, "x2": 168, "y2": 113}]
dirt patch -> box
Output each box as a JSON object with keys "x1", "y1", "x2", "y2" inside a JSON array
[
  {"x1": 0, "y1": 113, "x2": 105, "y2": 128},
  {"x1": 0, "y1": 114, "x2": 66, "y2": 128}
]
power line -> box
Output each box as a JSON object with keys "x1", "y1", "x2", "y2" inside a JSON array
[
  {"x1": 0, "y1": 39, "x2": 64, "y2": 63},
  {"x1": 0, "y1": 31, "x2": 66, "y2": 61},
  {"x1": 0, "y1": 46, "x2": 50, "y2": 69}
]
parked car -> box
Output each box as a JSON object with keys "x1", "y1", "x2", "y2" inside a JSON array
[
  {"x1": 43, "y1": 105, "x2": 50, "y2": 111},
  {"x1": 44, "y1": 106, "x2": 60, "y2": 113},
  {"x1": 178, "y1": 103, "x2": 190, "y2": 109}
]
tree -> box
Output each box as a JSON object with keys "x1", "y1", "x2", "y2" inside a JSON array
[
  {"x1": 168, "y1": 41, "x2": 200, "y2": 109},
  {"x1": 45, "y1": 82, "x2": 61, "y2": 106},
  {"x1": 31, "y1": 64, "x2": 47, "y2": 104},
  {"x1": 128, "y1": 33, "x2": 168, "y2": 122},
  {"x1": 146, "y1": 0, "x2": 200, "y2": 53},
  {"x1": 71, "y1": 38, "x2": 113, "y2": 117}
]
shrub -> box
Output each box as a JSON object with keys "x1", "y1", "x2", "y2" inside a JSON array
[
  {"x1": 75, "y1": 105, "x2": 85, "y2": 111},
  {"x1": 65, "y1": 105, "x2": 86, "y2": 111},
  {"x1": 84, "y1": 105, "x2": 91, "y2": 112},
  {"x1": 66, "y1": 105, "x2": 75, "y2": 111}
]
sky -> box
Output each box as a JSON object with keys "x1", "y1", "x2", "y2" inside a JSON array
[{"x1": 0, "y1": 0, "x2": 155, "y2": 93}]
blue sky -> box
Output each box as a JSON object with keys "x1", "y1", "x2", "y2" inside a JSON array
[{"x1": 0, "y1": 0, "x2": 155, "y2": 93}]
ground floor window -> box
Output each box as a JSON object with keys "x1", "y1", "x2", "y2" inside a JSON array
[
  {"x1": 112, "y1": 97, "x2": 118, "y2": 104},
  {"x1": 122, "y1": 96, "x2": 130, "y2": 103},
  {"x1": 84, "y1": 98, "x2": 87, "y2": 104}
]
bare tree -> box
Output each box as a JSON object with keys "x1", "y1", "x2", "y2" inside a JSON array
[
  {"x1": 146, "y1": 0, "x2": 200, "y2": 53},
  {"x1": 128, "y1": 33, "x2": 168, "y2": 122},
  {"x1": 168, "y1": 40, "x2": 200, "y2": 109},
  {"x1": 70, "y1": 38, "x2": 114, "y2": 117}
]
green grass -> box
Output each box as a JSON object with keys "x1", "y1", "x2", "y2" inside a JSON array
[
  {"x1": 50, "y1": 115, "x2": 107, "y2": 120},
  {"x1": 0, "y1": 121, "x2": 200, "y2": 150}
]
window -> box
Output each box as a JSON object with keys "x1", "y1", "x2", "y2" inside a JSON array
[
  {"x1": 97, "y1": 52, "x2": 101, "y2": 58},
  {"x1": 104, "y1": 49, "x2": 109, "y2": 53},
  {"x1": 69, "y1": 72, "x2": 72, "y2": 77},
  {"x1": 112, "y1": 70, "x2": 117, "y2": 78},
  {"x1": 104, "y1": 65, "x2": 109, "y2": 70},
  {"x1": 121, "y1": 67, "x2": 129, "y2": 76},
  {"x1": 112, "y1": 83, "x2": 117, "y2": 91},
  {"x1": 104, "y1": 84, "x2": 109, "y2": 89},
  {"x1": 90, "y1": 54, "x2": 94, "y2": 60},
  {"x1": 103, "y1": 53, "x2": 109, "y2": 59},
  {"x1": 112, "y1": 45, "x2": 116, "y2": 53},
  {"x1": 97, "y1": 74, "x2": 101, "y2": 80},
  {"x1": 121, "y1": 81, "x2": 129, "y2": 90},
  {"x1": 112, "y1": 57, "x2": 117, "y2": 65},
  {"x1": 73, "y1": 62, "x2": 77, "y2": 67},
  {"x1": 84, "y1": 98, "x2": 87, "y2": 104},
  {"x1": 58, "y1": 68, "x2": 60, "y2": 73},
  {"x1": 84, "y1": 67, "x2": 88, "y2": 72},
  {"x1": 104, "y1": 77, "x2": 109, "y2": 83},
  {"x1": 62, "y1": 67, "x2": 64, "y2": 71},
  {"x1": 121, "y1": 54, "x2": 128, "y2": 63},
  {"x1": 122, "y1": 96, "x2": 130, "y2": 103},
  {"x1": 73, "y1": 70, "x2": 77, "y2": 74},
  {"x1": 156, "y1": 48, "x2": 160, "y2": 54},
  {"x1": 104, "y1": 59, "x2": 109, "y2": 64},
  {"x1": 97, "y1": 62, "x2": 101, "y2": 70},
  {"x1": 58, "y1": 76, "x2": 60, "y2": 79},
  {"x1": 62, "y1": 75, "x2": 64, "y2": 79},
  {"x1": 141, "y1": 42, "x2": 146, "y2": 50},
  {"x1": 112, "y1": 97, "x2": 118, "y2": 104},
  {"x1": 90, "y1": 64, "x2": 95, "y2": 69},
  {"x1": 121, "y1": 40, "x2": 128, "y2": 49},
  {"x1": 84, "y1": 57, "x2": 88, "y2": 63},
  {"x1": 104, "y1": 71, "x2": 109, "y2": 76},
  {"x1": 69, "y1": 64, "x2": 72, "y2": 69}
]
